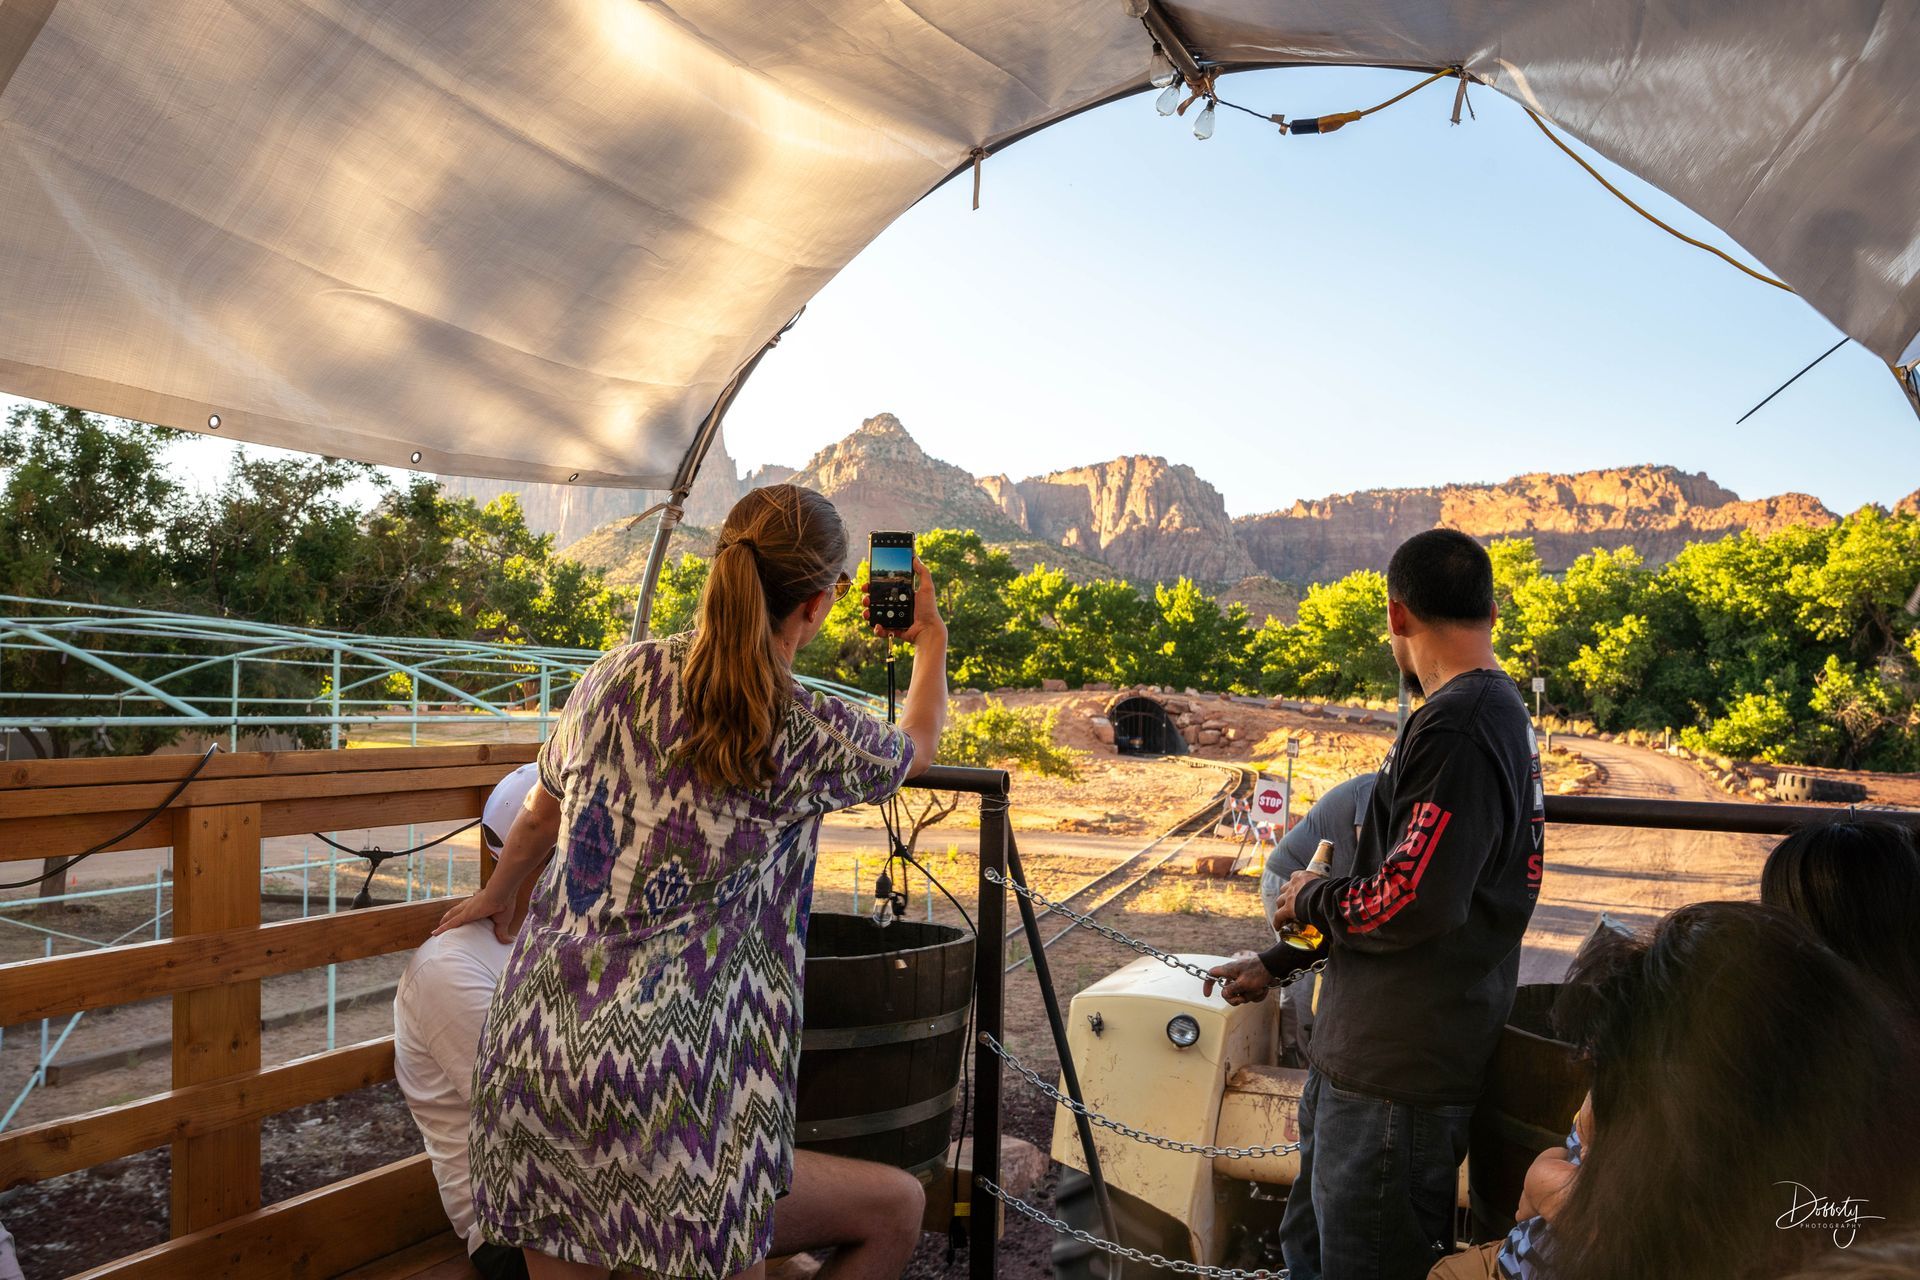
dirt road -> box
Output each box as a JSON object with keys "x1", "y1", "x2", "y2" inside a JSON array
[{"x1": 1519, "y1": 736, "x2": 1775, "y2": 984}]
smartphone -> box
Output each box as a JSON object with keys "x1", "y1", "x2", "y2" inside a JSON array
[{"x1": 868, "y1": 531, "x2": 916, "y2": 631}]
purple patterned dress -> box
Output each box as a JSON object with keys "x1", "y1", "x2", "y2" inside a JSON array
[{"x1": 469, "y1": 635, "x2": 913, "y2": 1276}]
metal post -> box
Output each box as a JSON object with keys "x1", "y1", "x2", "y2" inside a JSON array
[
  {"x1": 1006, "y1": 832, "x2": 1118, "y2": 1251},
  {"x1": 971, "y1": 785, "x2": 1008, "y2": 1280},
  {"x1": 539, "y1": 667, "x2": 552, "y2": 741},
  {"x1": 229, "y1": 658, "x2": 240, "y2": 752},
  {"x1": 329, "y1": 649, "x2": 342, "y2": 750},
  {"x1": 631, "y1": 311, "x2": 802, "y2": 643},
  {"x1": 326, "y1": 843, "x2": 338, "y2": 1051},
  {"x1": 1283, "y1": 756, "x2": 1294, "y2": 838},
  {"x1": 853, "y1": 856, "x2": 862, "y2": 914},
  {"x1": 154, "y1": 866, "x2": 165, "y2": 940},
  {"x1": 1398, "y1": 673, "x2": 1412, "y2": 728}
]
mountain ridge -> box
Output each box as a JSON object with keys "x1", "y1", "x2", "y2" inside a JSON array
[{"x1": 490, "y1": 414, "x2": 1855, "y2": 619}]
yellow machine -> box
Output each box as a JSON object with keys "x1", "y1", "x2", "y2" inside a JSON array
[{"x1": 1048, "y1": 954, "x2": 1469, "y2": 1276}]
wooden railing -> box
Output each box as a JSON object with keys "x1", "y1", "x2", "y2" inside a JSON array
[{"x1": 0, "y1": 745, "x2": 537, "y2": 1279}]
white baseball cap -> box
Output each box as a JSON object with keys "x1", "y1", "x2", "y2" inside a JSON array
[{"x1": 481, "y1": 763, "x2": 542, "y2": 854}]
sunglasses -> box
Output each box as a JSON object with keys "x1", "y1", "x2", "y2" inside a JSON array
[{"x1": 833, "y1": 572, "x2": 852, "y2": 602}]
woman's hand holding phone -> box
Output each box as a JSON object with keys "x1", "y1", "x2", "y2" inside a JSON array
[{"x1": 863, "y1": 556, "x2": 945, "y2": 649}]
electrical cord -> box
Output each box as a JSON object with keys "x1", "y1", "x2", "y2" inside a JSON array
[
  {"x1": 0, "y1": 743, "x2": 221, "y2": 893},
  {"x1": 311, "y1": 818, "x2": 482, "y2": 910}
]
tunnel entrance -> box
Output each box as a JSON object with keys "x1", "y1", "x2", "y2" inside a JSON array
[{"x1": 1108, "y1": 695, "x2": 1187, "y2": 757}]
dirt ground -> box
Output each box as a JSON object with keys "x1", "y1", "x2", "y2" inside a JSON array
[{"x1": 0, "y1": 697, "x2": 1902, "y2": 1277}]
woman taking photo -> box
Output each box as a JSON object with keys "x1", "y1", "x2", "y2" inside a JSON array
[{"x1": 436, "y1": 485, "x2": 948, "y2": 1280}]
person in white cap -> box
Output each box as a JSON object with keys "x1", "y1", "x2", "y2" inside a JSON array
[{"x1": 395, "y1": 762, "x2": 545, "y2": 1280}]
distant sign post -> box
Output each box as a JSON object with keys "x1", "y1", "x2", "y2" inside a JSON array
[{"x1": 1282, "y1": 737, "x2": 1302, "y2": 836}]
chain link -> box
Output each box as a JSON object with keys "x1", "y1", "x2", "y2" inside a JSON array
[
  {"x1": 984, "y1": 866, "x2": 1329, "y2": 992},
  {"x1": 982, "y1": 1033, "x2": 1303, "y2": 1160},
  {"x1": 978, "y1": 1176, "x2": 1289, "y2": 1280}
]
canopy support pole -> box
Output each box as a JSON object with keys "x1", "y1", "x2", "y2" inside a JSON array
[{"x1": 630, "y1": 311, "x2": 803, "y2": 643}]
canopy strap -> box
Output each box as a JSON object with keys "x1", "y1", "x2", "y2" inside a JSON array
[
  {"x1": 970, "y1": 147, "x2": 989, "y2": 210},
  {"x1": 1520, "y1": 106, "x2": 1793, "y2": 293}
]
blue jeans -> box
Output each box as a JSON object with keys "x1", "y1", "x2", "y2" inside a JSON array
[{"x1": 1278, "y1": 1066, "x2": 1473, "y2": 1280}]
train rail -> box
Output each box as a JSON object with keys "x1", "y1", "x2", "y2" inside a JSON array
[{"x1": 1004, "y1": 758, "x2": 1256, "y2": 973}]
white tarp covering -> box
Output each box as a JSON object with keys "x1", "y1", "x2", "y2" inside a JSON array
[{"x1": 1, "y1": 1, "x2": 1915, "y2": 487}]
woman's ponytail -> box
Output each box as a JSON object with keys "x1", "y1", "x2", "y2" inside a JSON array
[{"x1": 680, "y1": 485, "x2": 847, "y2": 792}]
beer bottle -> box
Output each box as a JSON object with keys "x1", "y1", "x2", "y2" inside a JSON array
[{"x1": 1277, "y1": 838, "x2": 1335, "y2": 950}]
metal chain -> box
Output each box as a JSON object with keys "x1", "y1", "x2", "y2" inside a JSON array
[
  {"x1": 982, "y1": 1033, "x2": 1302, "y2": 1160},
  {"x1": 984, "y1": 866, "x2": 1329, "y2": 991},
  {"x1": 978, "y1": 1176, "x2": 1289, "y2": 1280}
]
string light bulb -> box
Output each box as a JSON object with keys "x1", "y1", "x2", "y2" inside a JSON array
[
  {"x1": 1193, "y1": 99, "x2": 1217, "y2": 140},
  {"x1": 1155, "y1": 80, "x2": 1183, "y2": 116},
  {"x1": 1148, "y1": 45, "x2": 1176, "y2": 88}
]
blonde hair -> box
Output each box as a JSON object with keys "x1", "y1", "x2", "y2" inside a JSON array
[{"x1": 681, "y1": 485, "x2": 847, "y2": 791}]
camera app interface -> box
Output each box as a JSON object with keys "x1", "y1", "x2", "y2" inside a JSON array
[{"x1": 872, "y1": 544, "x2": 914, "y2": 625}]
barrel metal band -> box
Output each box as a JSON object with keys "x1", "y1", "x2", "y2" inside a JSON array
[
  {"x1": 794, "y1": 1084, "x2": 959, "y2": 1142},
  {"x1": 800, "y1": 1005, "x2": 968, "y2": 1052}
]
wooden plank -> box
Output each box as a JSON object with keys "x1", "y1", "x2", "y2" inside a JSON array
[
  {"x1": 0, "y1": 763, "x2": 525, "y2": 821},
  {"x1": 0, "y1": 786, "x2": 491, "y2": 864},
  {"x1": 0, "y1": 1039, "x2": 395, "y2": 1191},
  {"x1": 0, "y1": 897, "x2": 451, "y2": 1026},
  {"x1": 331, "y1": 1232, "x2": 467, "y2": 1280},
  {"x1": 171, "y1": 804, "x2": 264, "y2": 1235},
  {"x1": 71, "y1": 1153, "x2": 450, "y2": 1280},
  {"x1": 0, "y1": 743, "x2": 537, "y2": 790}
]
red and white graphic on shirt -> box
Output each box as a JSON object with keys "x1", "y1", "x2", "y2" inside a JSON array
[{"x1": 1340, "y1": 801, "x2": 1451, "y2": 934}]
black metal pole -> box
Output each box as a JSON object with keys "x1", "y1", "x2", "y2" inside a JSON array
[
  {"x1": 1007, "y1": 830, "x2": 1121, "y2": 1253},
  {"x1": 1545, "y1": 794, "x2": 1920, "y2": 834},
  {"x1": 971, "y1": 783, "x2": 1008, "y2": 1280}
]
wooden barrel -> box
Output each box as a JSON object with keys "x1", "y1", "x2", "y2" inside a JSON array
[
  {"x1": 795, "y1": 913, "x2": 975, "y2": 1176},
  {"x1": 1467, "y1": 983, "x2": 1592, "y2": 1242}
]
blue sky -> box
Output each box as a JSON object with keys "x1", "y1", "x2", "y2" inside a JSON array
[
  {"x1": 8, "y1": 66, "x2": 1916, "y2": 517},
  {"x1": 722, "y1": 66, "x2": 1919, "y2": 517}
]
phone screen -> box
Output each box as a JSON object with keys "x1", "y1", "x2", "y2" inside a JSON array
[{"x1": 871, "y1": 545, "x2": 913, "y2": 580}]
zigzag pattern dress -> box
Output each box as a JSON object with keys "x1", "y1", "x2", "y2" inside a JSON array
[{"x1": 469, "y1": 634, "x2": 913, "y2": 1276}]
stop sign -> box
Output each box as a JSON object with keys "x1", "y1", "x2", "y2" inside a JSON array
[{"x1": 1253, "y1": 777, "x2": 1286, "y2": 817}]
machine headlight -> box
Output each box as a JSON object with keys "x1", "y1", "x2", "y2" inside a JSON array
[{"x1": 1166, "y1": 1014, "x2": 1201, "y2": 1048}]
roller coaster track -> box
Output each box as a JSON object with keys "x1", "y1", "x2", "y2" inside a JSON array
[{"x1": 1004, "y1": 758, "x2": 1256, "y2": 973}]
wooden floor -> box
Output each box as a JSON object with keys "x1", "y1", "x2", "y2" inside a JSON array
[{"x1": 334, "y1": 1232, "x2": 471, "y2": 1280}]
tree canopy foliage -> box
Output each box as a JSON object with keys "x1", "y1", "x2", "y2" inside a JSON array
[{"x1": 7, "y1": 404, "x2": 1915, "y2": 771}]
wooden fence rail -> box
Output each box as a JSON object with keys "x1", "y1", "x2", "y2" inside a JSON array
[{"x1": 0, "y1": 745, "x2": 536, "y2": 1277}]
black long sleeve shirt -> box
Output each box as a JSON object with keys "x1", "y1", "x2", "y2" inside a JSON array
[{"x1": 1260, "y1": 669, "x2": 1544, "y2": 1106}]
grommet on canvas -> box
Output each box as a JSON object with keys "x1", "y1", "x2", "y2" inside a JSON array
[
  {"x1": 206, "y1": 414, "x2": 220, "y2": 429},
  {"x1": 568, "y1": 472, "x2": 580, "y2": 482},
  {"x1": 410, "y1": 451, "x2": 422, "y2": 464}
]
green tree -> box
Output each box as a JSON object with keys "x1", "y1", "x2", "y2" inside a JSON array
[
  {"x1": 1250, "y1": 570, "x2": 1396, "y2": 701},
  {"x1": 917, "y1": 528, "x2": 1023, "y2": 688},
  {"x1": 646, "y1": 553, "x2": 710, "y2": 639},
  {"x1": 1144, "y1": 578, "x2": 1253, "y2": 692}
]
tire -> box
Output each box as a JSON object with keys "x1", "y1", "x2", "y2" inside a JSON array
[
  {"x1": 1052, "y1": 1168, "x2": 1195, "y2": 1280},
  {"x1": 1776, "y1": 773, "x2": 1815, "y2": 803}
]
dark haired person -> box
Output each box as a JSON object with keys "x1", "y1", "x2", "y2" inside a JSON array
[
  {"x1": 435, "y1": 485, "x2": 947, "y2": 1280},
  {"x1": 1207, "y1": 528, "x2": 1544, "y2": 1280},
  {"x1": 1761, "y1": 821, "x2": 1920, "y2": 1020},
  {"x1": 1531, "y1": 902, "x2": 1918, "y2": 1280}
]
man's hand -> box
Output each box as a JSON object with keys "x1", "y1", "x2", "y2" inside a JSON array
[
  {"x1": 1269, "y1": 869, "x2": 1319, "y2": 933},
  {"x1": 433, "y1": 881, "x2": 514, "y2": 943},
  {"x1": 1203, "y1": 952, "x2": 1274, "y2": 1006}
]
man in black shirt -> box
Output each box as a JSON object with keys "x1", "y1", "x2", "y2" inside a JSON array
[{"x1": 1205, "y1": 529, "x2": 1545, "y2": 1280}]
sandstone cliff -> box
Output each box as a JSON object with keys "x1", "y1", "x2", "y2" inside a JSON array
[
  {"x1": 1234, "y1": 466, "x2": 1836, "y2": 581},
  {"x1": 439, "y1": 431, "x2": 744, "y2": 545},
  {"x1": 1897, "y1": 489, "x2": 1920, "y2": 517},
  {"x1": 1013, "y1": 456, "x2": 1257, "y2": 584},
  {"x1": 780, "y1": 414, "x2": 1027, "y2": 565}
]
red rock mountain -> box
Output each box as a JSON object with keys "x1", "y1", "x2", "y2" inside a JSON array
[
  {"x1": 1234, "y1": 467, "x2": 1835, "y2": 582},
  {"x1": 535, "y1": 416, "x2": 1843, "y2": 595}
]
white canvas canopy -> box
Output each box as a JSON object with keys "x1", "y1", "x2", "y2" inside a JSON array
[{"x1": 1, "y1": 0, "x2": 1917, "y2": 492}]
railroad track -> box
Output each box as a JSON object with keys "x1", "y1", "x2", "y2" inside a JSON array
[{"x1": 1004, "y1": 758, "x2": 1256, "y2": 973}]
